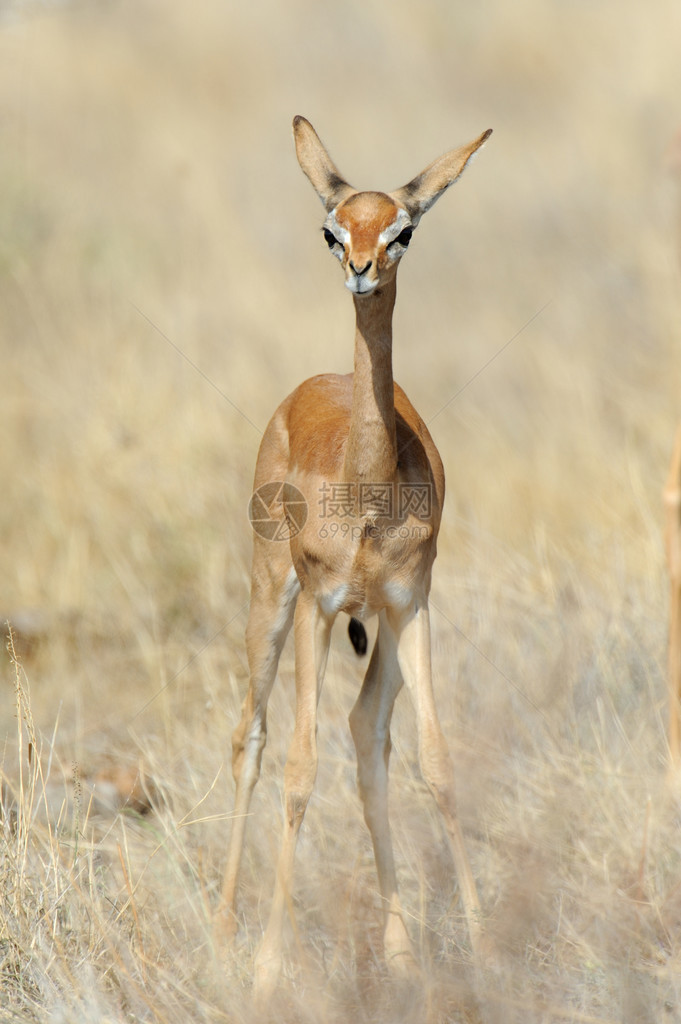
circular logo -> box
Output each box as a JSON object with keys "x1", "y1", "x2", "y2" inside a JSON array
[{"x1": 248, "y1": 481, "x2": 308, "y2": 541}]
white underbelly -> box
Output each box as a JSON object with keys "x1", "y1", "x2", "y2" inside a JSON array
[{"x1": 318, "y1": 579, "x2": 414, "y2": 620}]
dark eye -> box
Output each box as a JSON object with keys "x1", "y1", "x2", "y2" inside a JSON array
[
  {"x1": 323, "y1": 228, "x2": 340, "y2": 249},
  {"x1": 390, "y1": 227, "x2": 413, "y2": 248}
]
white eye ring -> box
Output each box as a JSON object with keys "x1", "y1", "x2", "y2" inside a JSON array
[
  {"x1": 388, "y1": 227, "x2": 413, "y2": 249},
  {"x1": 323, "y1": 228, "x2": 340, "y2": 250}
]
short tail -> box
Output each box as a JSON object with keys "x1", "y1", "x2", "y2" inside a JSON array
[{"x1": 348, "y1": 617, "x2": 368, "y2": 656}]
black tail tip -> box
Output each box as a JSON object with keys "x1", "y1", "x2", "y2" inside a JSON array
[{"x1": 348, "y1": 617, "x2": 368, "y2": 656}]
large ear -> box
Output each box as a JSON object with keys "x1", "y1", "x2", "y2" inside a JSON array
[
  {"x1": 293, "y1": 116, "x2": 356, "y2": 212},
  {"x1": 391, "y1": 128, "x2": 492, "y2": 224}
]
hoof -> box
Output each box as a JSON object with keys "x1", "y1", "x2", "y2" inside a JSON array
[
  {"x1": 253, "y1": 946, "x2": 281, "y2": 1006},
  {"x1": 384, "y1": 914, "x2": 418, "y2": 978}
]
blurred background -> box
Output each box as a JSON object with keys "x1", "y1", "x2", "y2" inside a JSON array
[{"x1": 1, "y1": 1, "x2": 681, "y2": 1021}]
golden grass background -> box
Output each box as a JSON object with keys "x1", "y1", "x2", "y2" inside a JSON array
[{"x1": 2, "y1": 1, "x2": 681, "y2": 1020}]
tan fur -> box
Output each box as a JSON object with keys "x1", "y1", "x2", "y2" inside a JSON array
[{"x1": 218, "y1": 116, "x2": 491, "y2": 998}]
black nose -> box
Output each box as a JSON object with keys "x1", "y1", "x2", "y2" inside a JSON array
[{"x1": 349, "y1": 259, "x2": 372, "y2": 276}]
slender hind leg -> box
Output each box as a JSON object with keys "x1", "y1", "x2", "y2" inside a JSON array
[
  {"x1": 218, "y1": 557, "x2": 299, "y2": 936},
  {"x1": 348, "y1": 611, "x2": 415, "y2": 970}
]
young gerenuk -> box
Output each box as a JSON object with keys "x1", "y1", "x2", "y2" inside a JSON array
[{"x1": 219, "y1": 116, "x2": 492, "y2": 997}]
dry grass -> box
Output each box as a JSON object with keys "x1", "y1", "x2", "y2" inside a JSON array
[{"x1": 2, "y1": 0, "x2": 681, "y2": 1020}]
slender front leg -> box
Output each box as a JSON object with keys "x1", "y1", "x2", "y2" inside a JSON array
[
  {"x1": 388, "y1": 599, "x2": 482, "y2": 956},
  {"x1": 349, "y1": 612, "x2": 414, "y2": 970},
  {"x1": 218, "y1": 562, "x2": 299, "y2": 937},
  {"x1": 254, "y1": 590, "x2": 333, "y2": 1000}
]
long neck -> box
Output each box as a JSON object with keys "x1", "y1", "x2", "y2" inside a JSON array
[{"x1": 343, "y1": 278, "x2": 398, "y2": 484}]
